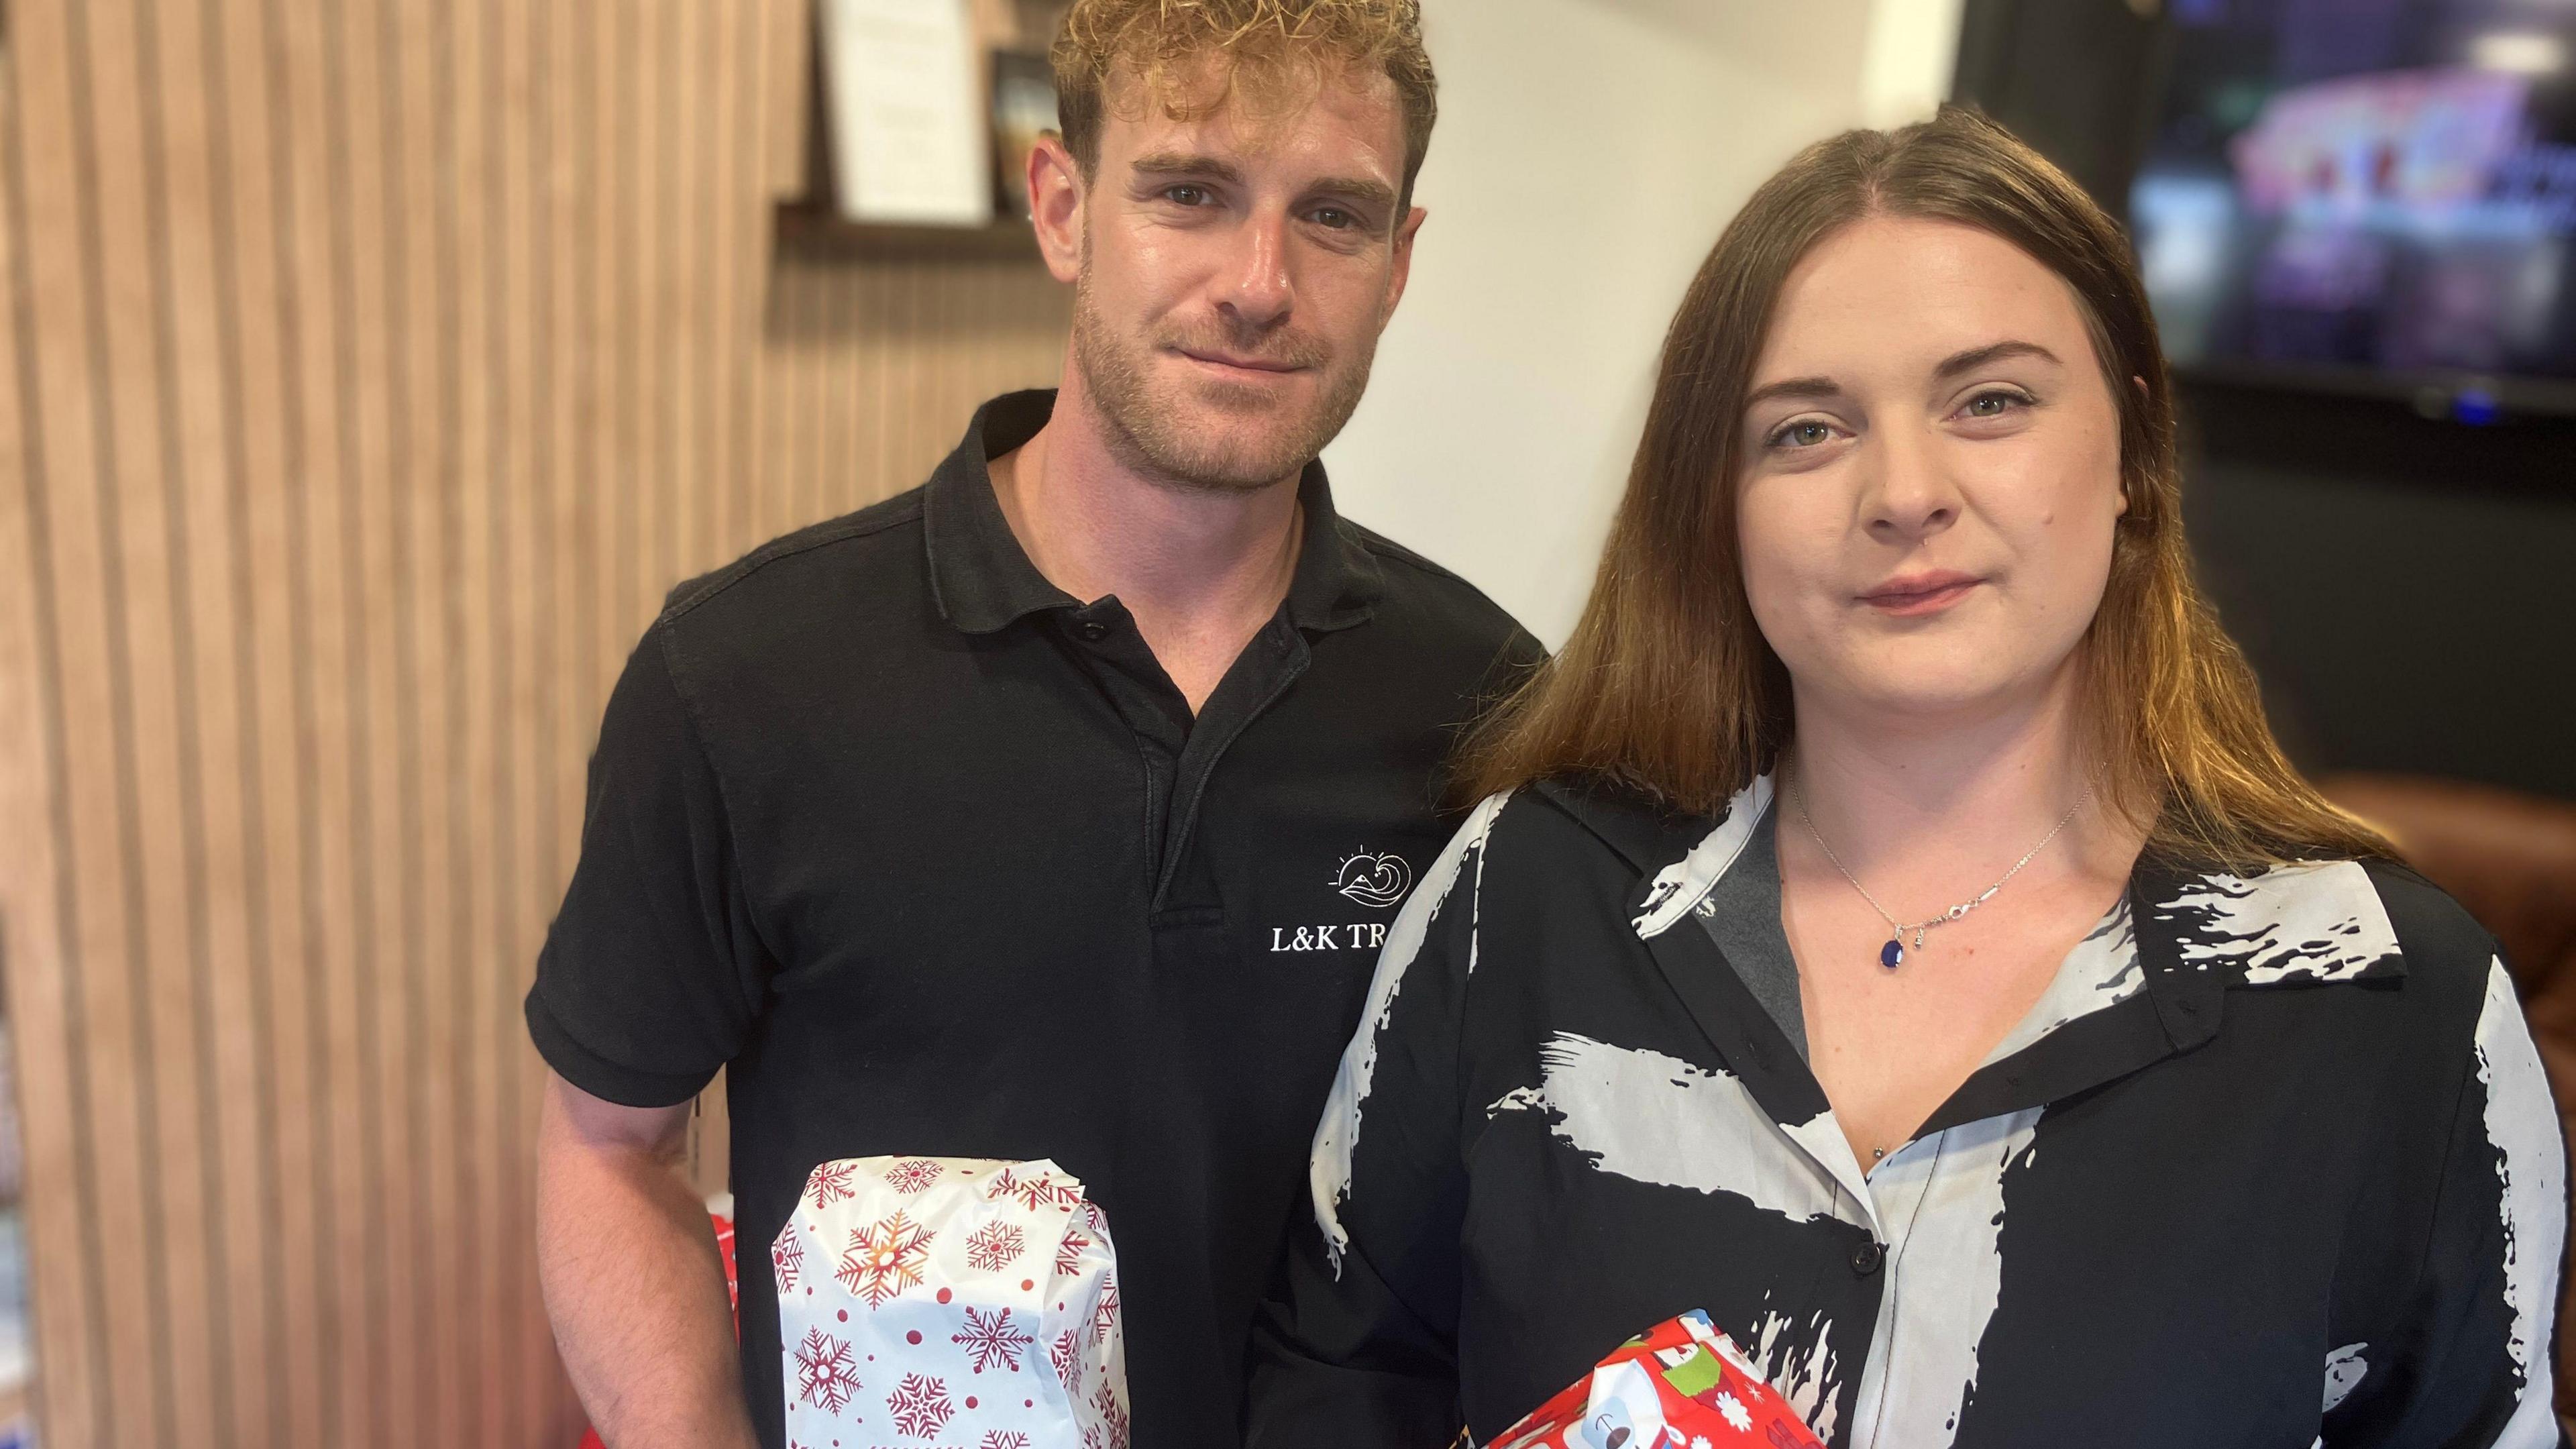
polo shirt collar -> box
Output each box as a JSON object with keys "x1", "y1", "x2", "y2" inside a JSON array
[
  {"x1": 923, "y1": 391, "x2": 1079, "y2": 634},
  {"x1": 922, "y1": 389, "x2": 1384, "y2": 636}
]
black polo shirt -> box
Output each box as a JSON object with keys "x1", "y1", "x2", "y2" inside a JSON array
[{"x1": 526, "y1": 390, "x2": 1540, "y2": 1449}]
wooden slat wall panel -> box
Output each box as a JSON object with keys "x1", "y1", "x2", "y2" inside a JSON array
[
  {"x1": 0, "y1": 28, "x2": 105, "y2": 1449},
  {"x1": 0, "y1": 1, "x2": 1070, "y2": 1444}
]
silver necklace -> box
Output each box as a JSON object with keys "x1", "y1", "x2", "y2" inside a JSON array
[{"x1": 1787, "y1": 771, "x2": 2092, "y2": 970}]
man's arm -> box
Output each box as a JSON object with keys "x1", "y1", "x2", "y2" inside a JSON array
[{"x1": 536, "y1": 1068, "x2": 757, "y2": 1449}]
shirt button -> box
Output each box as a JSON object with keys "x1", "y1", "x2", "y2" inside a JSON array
[
  {"x1": 1850, "y1": 1241, "x2": 1884, "y2": 1277},
  {"x1": 1075, "y1": 620, "x2": 1109, "y2": 641}
]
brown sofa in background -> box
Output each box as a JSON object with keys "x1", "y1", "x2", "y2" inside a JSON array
[{"x1": 2320, "y1": 773, "x2": 2576, "y2": 1419}]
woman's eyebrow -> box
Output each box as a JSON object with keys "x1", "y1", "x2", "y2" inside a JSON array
[
  {"x1": 1745, "y1": 340, "x2": 2063, "y2": 410},
  {"x1": 1933, "y1": 339, "x2": 2060, "y2": 380},
  {"x1": 1743, "y1": 376, "x2": 1841, "y2": 409}
]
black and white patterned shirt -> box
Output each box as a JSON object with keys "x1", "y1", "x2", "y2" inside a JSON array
[{"x1": 1247, "y1": 774, "x2": 2567, "y2": 1448}]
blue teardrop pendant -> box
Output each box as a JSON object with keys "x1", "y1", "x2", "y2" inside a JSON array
[{"x1": 1879, "y1": 938, "x2": 1904, "y2": 969}]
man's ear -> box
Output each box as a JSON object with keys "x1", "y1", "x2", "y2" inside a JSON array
[
  {"x1": 1383, "y1": 205, "x2": 1429, "y2": 317},
  {"x1": 1028, "y1": 133, "x2": 1086, "y2": 285}
]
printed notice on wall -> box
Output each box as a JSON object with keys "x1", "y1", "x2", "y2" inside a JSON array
[{"x1": 819, "y1": 0, "x2": 994, "y2": 227}]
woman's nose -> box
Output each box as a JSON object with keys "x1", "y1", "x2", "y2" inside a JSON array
[{"x1": 1862, "y1": 425, "x2": 1962, "y2": 540}]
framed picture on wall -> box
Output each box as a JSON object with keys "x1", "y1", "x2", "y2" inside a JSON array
[{"x1": 818, "y1": 0, "x2": 995, "y2": 226}]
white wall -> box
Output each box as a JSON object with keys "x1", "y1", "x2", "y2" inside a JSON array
[
  {"x1": 1861, "y1": 0, "x2": 1968, "y2": 131},
  {"x1": 1324, "y1": 0, "x2": 1960, "y2": 646}
]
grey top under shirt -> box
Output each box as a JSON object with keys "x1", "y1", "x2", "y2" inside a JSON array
[{"x1": 1692, "y1": 802, "x2": 1811, "y2": 1063}]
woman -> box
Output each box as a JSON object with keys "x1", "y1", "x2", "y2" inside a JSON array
[{"x1": 1244, "y1": 109, "x2": 2563, "y2": 1449}]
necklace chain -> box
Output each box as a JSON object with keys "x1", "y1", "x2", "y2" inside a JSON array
[{"x1": 1787, "y1": 771, "x2": 2092, "y2": 959}]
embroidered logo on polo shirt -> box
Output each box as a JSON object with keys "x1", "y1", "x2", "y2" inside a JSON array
[
  {"x1": 1271, "y1": 921, "x2": 1392, "y2": 953},
  {"x1": 1267, "y1": 851, "x2": 1417, "y2": 954},
  {"x1": 1332, "y1": 851, "x2": 1413, "y2": 910}
]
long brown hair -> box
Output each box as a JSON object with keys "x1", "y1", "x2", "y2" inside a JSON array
[{"x1": 1460, "y1": 107, "x2": 2386, "y2": 869}]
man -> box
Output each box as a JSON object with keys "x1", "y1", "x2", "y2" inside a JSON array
[{"x1": 527, "y1": 3, "x2": 1537, "y2": 1446}]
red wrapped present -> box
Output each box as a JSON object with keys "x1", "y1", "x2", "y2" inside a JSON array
[{"x1": 1489, "y1": 1310, "x2": 1825, "y2": 1449}]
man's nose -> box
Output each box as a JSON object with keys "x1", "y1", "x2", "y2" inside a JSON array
[{"x1": 1216, "y1": 209, "x2": 1295, "y2": 331}]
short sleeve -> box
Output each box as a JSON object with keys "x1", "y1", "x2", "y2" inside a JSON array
[{"x1": 525, "y1": 625, "x2": 768, "y2": 1108}]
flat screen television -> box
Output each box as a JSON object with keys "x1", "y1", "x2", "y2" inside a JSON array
[{"x1": 2129, "y1": 0, "x2": 2576, "y2": 419}]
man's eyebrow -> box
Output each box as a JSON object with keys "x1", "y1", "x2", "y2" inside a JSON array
[
  {"x1": 1743, "y1": 376, "x2": 1842, "y2": 409},
  {"x1": 1307, "y1": 174, "x2": 1399, "y2": 211},
  {"x1": 1933, "y1": 339, "x2": 2061, "y2": 380},
  {"x1": 1127, "y1": 151, "x2": 1246, "y2": 186},
  {"x1": 1125, "y1": 152, "x2": 1397, "y2": 213}
]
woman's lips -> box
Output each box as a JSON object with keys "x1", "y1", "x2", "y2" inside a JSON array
[{"x1": 1860, "y1": 572, "x2": 1983, "y2": 616}]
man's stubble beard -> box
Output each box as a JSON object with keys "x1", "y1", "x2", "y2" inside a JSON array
[{"x1": 1069, "y1": 260, "x2": 1381, "y2": 496}]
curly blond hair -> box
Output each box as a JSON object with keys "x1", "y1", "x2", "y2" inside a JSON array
[{"x1": 1051, "y1": 0, "x2": 1436, "y2": 207}]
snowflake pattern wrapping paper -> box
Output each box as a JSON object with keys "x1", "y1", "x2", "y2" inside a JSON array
[
  {"x1": 775, "y1": 1156, "x2": 1127, "y2": 1448},
  {"x1": 1487, "y1": 1311, "x2": 1823, "y2": 1449}
]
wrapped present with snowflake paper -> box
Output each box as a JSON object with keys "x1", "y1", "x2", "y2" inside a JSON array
[
  {"x1": 1487, "y1": 1310, "x2": 1825, "y2": 1449},
  {"x1": 772, "y1": 1155, "x2": 1128, "y2": 1448}
]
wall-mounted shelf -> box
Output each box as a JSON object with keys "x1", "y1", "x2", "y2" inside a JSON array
[{"x1": 773, "y1": 201, "x2": 1042, "y2": 262}]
